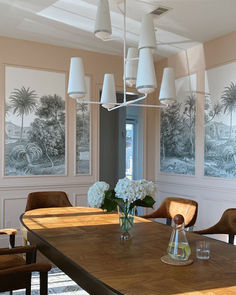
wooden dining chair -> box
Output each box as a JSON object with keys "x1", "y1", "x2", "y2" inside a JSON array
[
  {"x1": 0, "y1": 228, "x2": 17, "y2": 248},
  {"x1": 25, "y1": 191, "x2": 72, "y2": 212},
  {"x1": 142, "y1": 197, "x2": 198, "y2": 228},
  {"x1": 22, "y1": 191, "x2": 73, "y2": 247},
  {"x1": 0, "y1": 245, "x2": 51, "y2": 295},
  {"x1": 194, "y1": 208, "x2": 236, "y2": 244}
]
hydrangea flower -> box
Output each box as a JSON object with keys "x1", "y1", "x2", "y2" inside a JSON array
[
  {"x1": 88, "y1": 178, "x2": 156, "y2": 212},
  {"x1": 135, "y1": 179, "x2": 157, "y2": 198},
  {"x1": 88, "y1": 181, "x2": 109, "y2": 208},
  {"x1": 115, "y1": 178, "x2": 157, "y2": 206}
]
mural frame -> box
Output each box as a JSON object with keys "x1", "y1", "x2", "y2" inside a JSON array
[{"x1": 3, "y1": 64, "x2": 67, "y2": 177}]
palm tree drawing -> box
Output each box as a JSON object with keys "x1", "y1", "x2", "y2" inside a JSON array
[
  {"x1": 9, "y1": 86, "x2": 37, "y2": 141},
  {"x1": 221, "y1": 82, "x2": 236, "y2": 139}
]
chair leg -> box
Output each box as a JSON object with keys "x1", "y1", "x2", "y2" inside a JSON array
[
  {"x1": 9, "y1": 291, "x2": 13, "y2": 295},
  {"x1": 40, "y1": 272, "x2": 48, "y2": 295},
  {"x1": 166, "y1": 218, "x2": 172, "y2": 226},
  {"x1": 26, "y1": 275, "x2": 31, "y2": 295},
  {"x1": 229, "y1": 234, "x2": 235, "y2": 245},
  {"x1": 9, "y1": 234, "x2": 15, "y2": 248}
]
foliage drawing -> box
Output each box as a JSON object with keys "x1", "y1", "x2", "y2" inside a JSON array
[
  {"x1": 160, "y1": 95, "x2": 196, "y2": 175},
  {"x1": 5, "y1": 67, "x2": 66, "y2": 176},
  {"x1": 76, "y1": 102, "x2": 90, "y2": 174},
  {"x1": 205, "y1": 79, "x2": 236, "y2": 178},
  {"x1": 160, "y1": 75, "x2": 196, "y2": 175}
]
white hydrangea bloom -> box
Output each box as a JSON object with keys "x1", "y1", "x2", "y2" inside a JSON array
[
  {"x1": 115, "y1": 178, "x2": 137, "y2": 205},
  {"x1": 88, "y1": 181, "x2": 109, "y2": 208},
  {"x1": 115, "y1": 178, "x2": 157, "y2": 206},
  {"x1": 136, "y1": 179, "x2": 157, "y2": 198}
]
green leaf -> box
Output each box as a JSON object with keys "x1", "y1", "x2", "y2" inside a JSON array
[
  {"x1": 101, "y1": 190, "x2": 125, "y2": 212},
  {"x1": 130, "y1": 196, "x2": 155, "y2": 210},
  {"x1": 101, "y1": 197, "x2": 117, "y2": 212}
]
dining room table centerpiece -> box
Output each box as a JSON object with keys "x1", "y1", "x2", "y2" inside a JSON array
[{"x1": 88, "y1": 178, "x2": 156, "y2": 240}]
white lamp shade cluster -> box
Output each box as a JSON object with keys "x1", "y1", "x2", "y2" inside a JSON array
[
  {"x1": 125, "y1": 47, "x2": 138, "y2": 87},
  {"x1": 67, "y1": 2, "x2": 177, "y2": 108},
  {"x1": 67, "y1": 57, "x2": 86, "y2": 99},
  {"x1": 159, "y1": 67, "x2": 176, "y2": 105},
  {"x1": 100, "y1": 74, "x2": 116, "y2": 109},
  {"x1": 138, "y1": 14, "x2": 157, "y2": 50},
  {"x1": 136, "y1": 48, "x2": 157, "y2": 94},
  {"x1": 94, "y1": 0, "x2": 112, "y2": 40},
  {"x1": 124, "y1": 14, "x2": 157, "y2": 95}
]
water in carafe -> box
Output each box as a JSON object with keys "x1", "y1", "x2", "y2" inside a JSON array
[{"x1": 167, "y1": 214, "x2": 191, "y2": 261}]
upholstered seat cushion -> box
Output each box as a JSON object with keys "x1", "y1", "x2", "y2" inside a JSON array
[
  {"x1": 0, "y1": 254, "x2": 25, "y2": 270},
  {"x1": 0, "y1": 229, "x2": 17, "y2": 236}
]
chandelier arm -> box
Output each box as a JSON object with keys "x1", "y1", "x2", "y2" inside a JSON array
[
  {"x1": 75, "y1": 101, "x2": 136, "y2": 106},
  {"x1": 108, "y1": 93, "x2": 147, "y2": 111},
  {"x1": 74, "y1": 99, "x2": 167, "y2": 108},
  {"x1": 127, "y1": 103, "x2": 167, "y2": 108},
  {"x1": 125, "y1": 93, "x2": 147, "y2": 105}
]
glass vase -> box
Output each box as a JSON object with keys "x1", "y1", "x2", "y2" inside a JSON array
[{"x1": 118, "y1": 205, "x2": 135, "y2": 240}]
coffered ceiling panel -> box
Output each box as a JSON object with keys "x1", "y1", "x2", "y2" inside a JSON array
[{"x1": 0, "y1": 0, "x2": 235, "y2": 59}]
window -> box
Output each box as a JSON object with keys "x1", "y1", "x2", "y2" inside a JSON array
[{"x1": 125, "y1": 122, "x2": 135, "y2": 179}]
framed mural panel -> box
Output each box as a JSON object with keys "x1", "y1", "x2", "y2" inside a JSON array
[
  {"x1": 204, "y1": 61, "x2": 236, "y2": 178},
  {"x1": 160, "y1": 74, "x2": 196, "y2": 175},
  {"x1": 5, "y1": 65, "x2": 66, "y2": 176},
  {"x1": 76, "y1": 77, "x2": 91, "y2": 175}
]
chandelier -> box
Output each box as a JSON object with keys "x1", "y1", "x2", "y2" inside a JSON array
[{"x1": 67, "y1": 0, "x2": 177, "y2": 111}]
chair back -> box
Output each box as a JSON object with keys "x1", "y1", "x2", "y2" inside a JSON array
[
  {"x1": 25, "y1": 191, "x2": 72, "y2": 212},
  {"x1": 142, "y1": 197, "x2": 198, "y2": 228},
  {"x1": 195, "y1": 208, "x2": 236, "y2": 244}
]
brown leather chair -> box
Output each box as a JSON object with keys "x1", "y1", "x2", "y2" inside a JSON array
[
  {"x1": 0, "y1": 228, "x2": 17, "y2": 248},
  {"x1": 194, "y1": 208, "x2": 236, "y2": 244},
  {"x1": 142, "y1": 197, "x2": 198, "y2": 228},
  {"x1": 22, "y1": 191, "x2": 72, "y2": 246},
  {"x1": 0, "y1": 245, "x2": 51, "y2": 294},
  {"x1": 25, "y1": 191, "x2": 72, "y2": 212}
]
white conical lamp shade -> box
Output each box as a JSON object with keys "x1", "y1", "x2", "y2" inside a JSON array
[
  {"x1": 125, "y1": 47, "x2": 138, "y2": 87},
  {"x1": 67, "y1": 57, "x2": 86, "y2": 100},
  {"x1": 136, "y1": 48, "x2": 157, "y2": 94},
  {"x1": 138, "y1": 14, "x2": 156, "y2": 50},
  {"x1": 94, "y1": 0, "x2": 112, "y2": 40},
  {"x1": 159, "y1": 67, "x2": 177, "y2": 105},
  {"x1": 101, "y1": 74, "x2": 117, "y2": 109}
]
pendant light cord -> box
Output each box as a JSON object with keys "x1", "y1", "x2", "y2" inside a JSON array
[{"x1": 123, "y1": 0, "x2": 127, "y2": 104}]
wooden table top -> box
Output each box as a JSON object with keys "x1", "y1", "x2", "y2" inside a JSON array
[{"x1": 21, "y1": 206, "x2": 236, "y2": 295}]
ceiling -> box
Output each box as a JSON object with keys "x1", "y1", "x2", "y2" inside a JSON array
[{"x1": 0, "y1": 0, "x2": 235, "y2": 60}]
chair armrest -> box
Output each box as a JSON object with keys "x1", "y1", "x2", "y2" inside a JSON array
[
  {"x1": 0, "y1": 229, "x2": 17, "y2": 236},
  {"x1": 0, "y1": 246, "x2": 36, "y2": 255},
  {"x1": 0, "y1": 262, "x2": 51, "y2": 275}
]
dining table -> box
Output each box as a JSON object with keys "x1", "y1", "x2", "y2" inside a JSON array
[{"x1": 20, "y1": 206, "x2": 236, "y2": 295}]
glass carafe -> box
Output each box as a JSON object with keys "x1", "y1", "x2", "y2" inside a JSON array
[{"x1": 167, "y1": 214, "x2": 191, "y2": 261}]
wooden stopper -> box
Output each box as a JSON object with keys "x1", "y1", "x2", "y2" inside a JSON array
[{"x1": 173, "y1": 214, "x2": 184, "y2": 225}]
